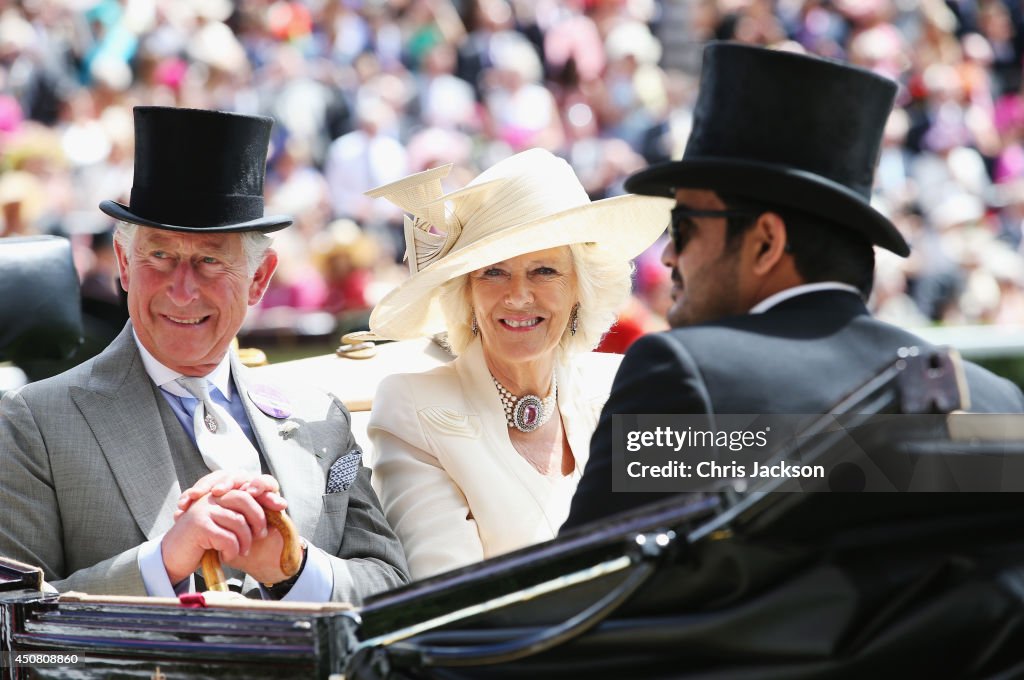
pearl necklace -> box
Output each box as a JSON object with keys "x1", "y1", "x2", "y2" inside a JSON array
[{"x1": 492, "y1": 374, "x2": 557, "y2": 433}]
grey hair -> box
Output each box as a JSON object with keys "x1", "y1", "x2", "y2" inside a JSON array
[
  {"x1": 113, "y1": 222, "x2": 273, "y2": 275},
  {"x1": 439, "y1": 242, "x2": 635, "y2": 359}
]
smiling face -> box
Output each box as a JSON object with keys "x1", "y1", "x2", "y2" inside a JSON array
[
  {"x1": 115, "y1": 227, "x2": 277, "y2": 376},
  {"x1": 468, "y1": 246, "x2": 578, "y2": 368}
]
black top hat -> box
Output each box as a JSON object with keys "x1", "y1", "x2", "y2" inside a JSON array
[
  {"x1": 99, "y1": 107, "x2": 292, "y2": 233},
  {"x1": 625, "y1": 43, "x2": 909, "y2": 256}
]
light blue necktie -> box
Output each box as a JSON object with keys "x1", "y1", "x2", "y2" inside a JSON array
[{"x1": 176, "y1": 376, "x2": 261, "y2": 475}]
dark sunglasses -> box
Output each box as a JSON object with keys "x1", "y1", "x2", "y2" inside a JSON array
[
  {"x1": 668, "y1": 207, "x2": 761, "y2": 252},
  {"x1": 668, "y1": 206, "x2": 793, "y2": 254}
]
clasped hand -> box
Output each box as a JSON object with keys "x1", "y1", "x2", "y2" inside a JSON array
[{"x1": 162, "y1": 471, "x2": 294, "y2": 586}]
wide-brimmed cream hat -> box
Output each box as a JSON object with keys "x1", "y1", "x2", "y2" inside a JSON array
[{"x1": 365, "y1": 148, "x2": 671, "y2": 340}]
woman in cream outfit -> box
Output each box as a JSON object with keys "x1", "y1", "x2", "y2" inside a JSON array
[{"x1": 365, "y1": 149, "x2": 669, "y2": 580}]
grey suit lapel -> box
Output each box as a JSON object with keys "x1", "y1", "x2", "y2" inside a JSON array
[
  {"x1": 232, "y1": 355, "x2": 325, "y2": 539},
  {"x1": 70, "y1": 325, "x2": 181, "y2": 541}
]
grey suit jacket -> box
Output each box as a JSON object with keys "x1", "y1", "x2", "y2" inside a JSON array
[{"x1": 0, "y1": 324, "x2": 408, "y2": 604}]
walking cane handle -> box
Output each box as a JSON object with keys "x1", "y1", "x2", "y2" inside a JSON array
[{"x1": 200, "y1": 508, "x2": 302, "y2": 592}]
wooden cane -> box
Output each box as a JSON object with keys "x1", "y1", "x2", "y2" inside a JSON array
[
  {"x1": 200, "y1": 550, "x2": 230, "y2": 592},
  {"x1": 201, "y1": 509, "x2": 302, "y2": 592}
]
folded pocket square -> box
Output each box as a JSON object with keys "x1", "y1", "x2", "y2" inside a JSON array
[{"x1": 326, "y1": 448, "x2": 362, "y2": 493}]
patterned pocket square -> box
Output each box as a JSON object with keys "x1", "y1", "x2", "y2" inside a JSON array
[{"x1": 326, "y1": 448, "x2": 362, "y2": 493}]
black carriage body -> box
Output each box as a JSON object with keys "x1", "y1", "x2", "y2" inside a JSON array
[{"x1": 0, "y1": 561, "x2": 358, "y2": 679}]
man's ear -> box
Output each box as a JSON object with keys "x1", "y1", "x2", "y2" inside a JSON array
[
  {"x1": 248, "y1": 249, "x2": 279, "y2": 306},
  {"x1": 749, "y1": 212, "x2": 789, "y2": 276},
  {"x1": 114, "y1": 238, "x2": 130, "y2": 292}
]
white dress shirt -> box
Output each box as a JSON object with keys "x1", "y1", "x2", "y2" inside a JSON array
[{"x1": 749, "y1": 282, "x2": 861, "y2": 314}]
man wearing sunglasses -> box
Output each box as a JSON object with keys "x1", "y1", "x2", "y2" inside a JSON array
[{"x1": 563, "y1": 42, "x2": 1024, "y2": 530}]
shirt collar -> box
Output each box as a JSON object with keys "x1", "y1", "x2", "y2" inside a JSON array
[
  {"x1": 132, "y1": 328, "x2": 234, "y2": 400},
  {"x1": 749, "y1": 282, "x2": 861, "y2": 315}
]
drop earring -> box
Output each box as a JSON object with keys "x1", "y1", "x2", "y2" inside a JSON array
[
  {"x1": 569, "y1": 303, "x2": 579, "y2": 336},
  {"x1": 471, "y1": 311, "x2": 478, "y2": 336}
]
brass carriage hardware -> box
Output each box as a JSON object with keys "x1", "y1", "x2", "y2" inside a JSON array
[{"x1": 336, "y1": 331, "x2": 378, "y2": 360}]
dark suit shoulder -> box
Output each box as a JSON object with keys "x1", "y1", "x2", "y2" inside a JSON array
[
  {"x1": 643, "y1": 297, "x2": 874, "y2": 413},
  {"x1": 611, "y1": 331, "x2": 714, "y2": 416},
  {"x1": 644, "y1": 292, "x2": 1022, "y2": 414}
]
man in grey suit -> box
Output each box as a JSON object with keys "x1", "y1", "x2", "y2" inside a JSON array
[{"x1": 0, "y1": 107, "x2": 408, "y2": 603}]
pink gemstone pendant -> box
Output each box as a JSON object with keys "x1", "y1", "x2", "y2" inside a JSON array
[
  {"x1": 523, "y1": 404, "x2": 539, "y2": 426},
  {"x1": 513, "y1": 395, "x2": 544, "y2": 433}
]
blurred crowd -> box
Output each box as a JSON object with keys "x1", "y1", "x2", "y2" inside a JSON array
[{"x1": 2, "y1": 0, "x2": 1024, "y2": 362}]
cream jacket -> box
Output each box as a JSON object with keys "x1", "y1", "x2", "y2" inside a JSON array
[{"x1": 367, "y1": 339, "x2": 622, "y2": 580}]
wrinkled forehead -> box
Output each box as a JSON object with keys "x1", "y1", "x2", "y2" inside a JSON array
[{"x1": 135, "y1": 227, "x2": 243, "y2": 254}]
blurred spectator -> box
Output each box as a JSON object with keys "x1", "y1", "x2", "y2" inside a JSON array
[
  {"x1": 875, "y1": 107, "x2": 914, "y2": 215},
  {"x1": 406, "y1": 125, "x2": 475, "y2": 176},
  {"x1": 4, "y1": 0, "x2": 1024, "y2": 371},
  {"x1": 262, "y1": 44, "x2": 347, "y2": 168},
  {"x1": 0, "y1": 167, "x2": 45, "y2": 236},
  {"x1": 1, "y1": 122, "x2": 70, "y2": 236},
  {"x1": 457, "y1": 0, "x2": 517, "y2": 96},
  {"x1": 993, "y1": 179, "x2": 1024, "y2": 247},
  {"x1": 413, "y1": 41, "x2": 478, "y2": 132},
  {"x1": 910, "y1": 62, "x2": 993, "y2": 211},
  {"x1": 267, "y1": 135, "x2": 332, "y2": 234},
  {"x1": 481, "y1": 30, "x2": 564, "y2": 152},
  {"x1": 638, "y1": 68, "x2": 695, "y2": 165},
  {"x1": 313, "y1": 217, "x2": 381, "y2": 334},
  {"x1": 324, "y1": 94, "x2": 408, "y2": 258},
  {"x1": 595, "y1": 20, "x2": 664, "y2": 149},
  {"x1": 872, "y1": 248, "x2": 930, "y2": 328},
  {"x1": 976, "y1": 0, "x2": 1023, "y2": 98}
]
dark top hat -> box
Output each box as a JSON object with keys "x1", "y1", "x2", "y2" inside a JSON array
[
  {"x1": 99, "y1": 107, "x2": 292, "y2": 233},
  {"x1": 625, "y1": 43, "x2": 909, "y2": 256}
]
